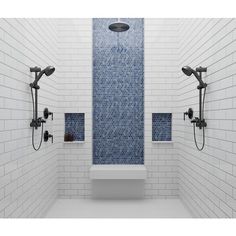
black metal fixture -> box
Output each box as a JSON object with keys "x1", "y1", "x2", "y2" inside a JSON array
[
  {"x1": 182, "y1": 66, "x2": 207, "y2": 151},
  {"x1": 184, "y1": 108, "x2": 193, "y2": 120},
  {"x1": 30, "y1": 66, "x2": 55, "y2": 151},
  {"x1": 109, "y1": 18, "x2": 130, "y2": 32},
  {"x1": 44, "y1": 108, "x2": 53, "y2": 120},
  {"x1": 44, "y1": 130, "x2": 53, "y2": 143},
  {"x1": 30, "y1": 66, "x2": 55, "y2": 89}
]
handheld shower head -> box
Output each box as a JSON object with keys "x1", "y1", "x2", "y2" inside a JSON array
[
  {"x1": 30, "y1": 66, "x2": 55, "y2": 89},
  {"x1": 182, "y1": 66, "x2": 207, "y2": 89},
  {"x1": 182, "y1": 66, "x2": 193, "y2": 76},
  {"x1": 44, "y1": 66, "x2": 55, "y2": 76},
  {"x1": 37, "y1": 66, "x2": 55, "y2": 80}
]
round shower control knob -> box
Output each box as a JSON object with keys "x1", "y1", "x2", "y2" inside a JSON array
[
  {"x1": 183, "y1": 108, "x2": 193, "y2": 120},
  {"x1": 44, "y1": 131, "x2": 53, "y2": 143},
  {"x1": 44, "y1": 108, "x2": 53, "y2": 120}
]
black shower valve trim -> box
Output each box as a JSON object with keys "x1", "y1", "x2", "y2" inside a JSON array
[
  {"x1": 184, "y1": 108, "x2": 193, "y2": 120},
  {"x1": 44, "y1": 108, "x2": 53, "y2": 120},
  {"x1": 44, "y1": 130, "x2": 53, "y2": 143}
]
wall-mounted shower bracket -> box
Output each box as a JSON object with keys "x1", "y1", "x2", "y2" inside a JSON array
[
  {"x1": 30, "y1": 66, "x2": 41, "y2": 89},
  {"x1": 196, "y1": 66, "x2": 207, "y2": 73},
  {"x1": 196, "y1": 67, "x2": 207, "y2": 90},
  {"x1": 30, "y1": 66, "x2": 41, "y2": 73},
  {"x1": 30, "y1": 82, "x2": 40, "y2": 90},
  {"x1": 197, "y1": 83, "x2": 207, "y2": 90}
]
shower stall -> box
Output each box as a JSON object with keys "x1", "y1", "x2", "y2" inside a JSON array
[{"x1": 0, "y1": 18, "x2": 236, "y2": 218}]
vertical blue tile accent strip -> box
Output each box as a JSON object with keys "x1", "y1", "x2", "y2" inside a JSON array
[
  {"x1": 93, "y1": 18, "x2": 144, "y2": 165},
  {"x1": 152, "y1": 113, "x2": 172, "y2": 141},
  {"x1": 65, "y1": 113, "x2": 85, "y2": 141}
]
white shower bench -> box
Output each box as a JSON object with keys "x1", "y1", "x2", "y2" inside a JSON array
[{"x1": 90, "y1": 165, "x2": 147, "y2": 199}]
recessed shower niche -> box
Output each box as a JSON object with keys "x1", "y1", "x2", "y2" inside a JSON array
[
  {"x1": 152, "y1": 113, "x2": 172, "y2": 142},
  {"x1": 64, "y1": 113, "x2": 85, "y2": 143}
]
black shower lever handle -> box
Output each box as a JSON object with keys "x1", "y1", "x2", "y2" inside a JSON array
[
  {"x1": 48, "y1": 133, "x2": 53, "y2": 143},
  {"x1": 183, "y1": 112, "x2": 187, "y2": 120},
  {"x1": 49, "y1": 112, "x2": 53, "y2": 121}
]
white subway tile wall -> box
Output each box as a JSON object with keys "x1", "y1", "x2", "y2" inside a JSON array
[
  {"x1": 144, "y1": 19, "x2": 179, "y2": 198},
  {"x1": 0, "y1": 18, "x2": 236, "y2": 217},
  {"x1": 0, "y1": 19, "x2": 58, "y2": 217},
  {"x1": 57, "y1": 19, "x2": 93, "y2": 198},
  {"x1": 176, "y1": 18, "x2": 236, "y2": 217}
]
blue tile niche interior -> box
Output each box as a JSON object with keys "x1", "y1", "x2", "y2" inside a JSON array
[
  {"x1": 93, "y1": 18, "x2": 144, "y2": 165},
  {"x1": 152, "y1": 113, "x2": 172, "y2": 141},
  {"x1": 65, "y1": 113, "x2": 85, "y2": 141}
]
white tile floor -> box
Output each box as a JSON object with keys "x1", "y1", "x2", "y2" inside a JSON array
[{"x1": 45, "y1": 199, "x2": 192, "y2": 218}]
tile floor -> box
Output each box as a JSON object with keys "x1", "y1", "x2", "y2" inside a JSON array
[{"x1": 45, "y1": 199, "x2": 192, "y2": 218}]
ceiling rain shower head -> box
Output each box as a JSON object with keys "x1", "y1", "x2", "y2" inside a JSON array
[{"x1": 109, "y1": 18, "x2": 130, "y2": 32}]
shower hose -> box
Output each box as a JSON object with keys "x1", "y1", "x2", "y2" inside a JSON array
[
  {"x1": 193, "y1": 87, "x2": 206, "y2": 151},
  {"x1": 31, "y1": 87, "x2": 44, "y2": 151}
]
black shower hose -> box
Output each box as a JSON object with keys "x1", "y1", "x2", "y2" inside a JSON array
[
  {"x1": 31, "y1": 87, "x2": 44, "y2": 151},
  {"x1": 193, "y1": 87, "x2": 206, "y2": 151}
]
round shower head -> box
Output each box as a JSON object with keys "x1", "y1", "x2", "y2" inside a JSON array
[
  {"x1": 109, "y1": 21, "x2": 130, "y2": 32},
  {"x1": 30, "y1": 66, "x2": 55, "y2": 89},
  {"x1": 182, "y1": 66, "x2": 207, "y2": 89},
  {"x1": 44, "y1": 66, "x2": 55, "y2": 76},
  {"x1": 182, "y1": 66, "x2": 193, "y2": 76}
]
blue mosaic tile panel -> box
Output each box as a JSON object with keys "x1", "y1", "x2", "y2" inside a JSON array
[
  {"x1": 93, "y1": 18, "x2": 144, "y2": 165},
  {"x1": 152, "y1": 113, "x2": 172, "y2": 141},
  {"x1": 65, "y1": 113, "x2": 85, "y2": 141}
]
